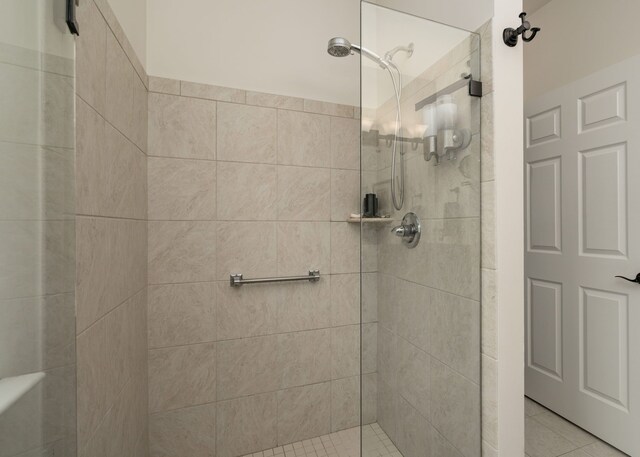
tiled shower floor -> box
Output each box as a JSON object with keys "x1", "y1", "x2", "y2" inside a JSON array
[{"x1": 246, "y1": 424, "x2": 401, "y2": 457}]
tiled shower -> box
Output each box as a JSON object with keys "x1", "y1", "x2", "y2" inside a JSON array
[
  {"x1": 0, "y1": 1, "x2": 498, "y2": 457},
  {"x1": 145, "y1": 77, "x2": 364, "y2": 456}
]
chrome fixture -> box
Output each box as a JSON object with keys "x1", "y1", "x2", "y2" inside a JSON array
[
  {"x1": 414, "y1": 74, "x2": 481, "y2": 165},
  {"x1": 230, "y1": 270, "x2": 320, "y2": 287},
  {"x1": 327, "y1": 36, "x2": 413, "y2": 210},
  {"x1": 391, "y1": 212, "x2": 421, "y2": 249}
]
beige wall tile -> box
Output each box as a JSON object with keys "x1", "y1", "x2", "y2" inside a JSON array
[
  {"x1": 77, "y1": 100, "x2": 147, "y2": 219},
  {"x1": 44, "y1": 220, "x2": 75, "y2": 296},
  {"x1": 216, "y1": 221, "x2": 277, "y2": 281},
  {"x1": 277, "y1": 166, "x2": 330, "y2": 221},
  {"x1": 149, "y1": 76, "x2": 180, "y2": 95},
  {"x1": 246, "y1": 91, "x2": 304, "y2": 110},
  {"x1": 276, "y1": 222, "x2": 330, "y2": 276},
  {"x1": 0, "y1": 143, "x2": 42, "y2": 220},
  {"x1": 362, "y1": 224, "x2": 378, "y2": 273},
  {"x1": 362, "y1": 373, "x2": 377, "y2": 425},
  {"x1": 331, "y1": 376, "x2": 359, "y2": 432},
  {"x1": 150, "y1": 403, "x2": 216, "y2": 457},
  {"x1": 216, "y1": 281, "x2": 279, "y2": 340},
  {"x1": 148, "y1": 282, "x2": 216, "y2": 348},
  {"x1": 481, "y1": 269, "x2": 496, "y2": 359},
  {"x1": 481, "y1": 354, "x2": 498, "y2": 449},
  {"x1": 42, "y1": 72, "x2": 75, "y2": 149},
  {"x1": 397, "y1": 283, "x2": 431, "y2": 356},
  {"x1": 0, "y1": 65, "x2": 73, "y2": 149},
  {"x1": 362, "y1": 322, "x2": 377, "y2": 375},
  {"x1": 76, "y1": 0, "x2": 106, "y2": 114},
  {"x1": 277, "y1": 276, "x2": 331, "y2": 333},
  {"x1": 330, "y1": 117, "x2": 360, "y2": 170},
  {"x1": 82, "y1": 369, "x2": 142, "y2": 457},
  {"x1": 148, "y1": 93, "x2": 216, "y2": 159},
  {"x1": 330, "y1": 223, "x2": 360, "y2": 274},
  {"x1": 105, "y1": 297, "x2": 137, "y2": 404},
  {"x1": 422, "y1": 218, "x2": 480, "y2": 300},
  {"x1": 75, "y1": 95, "x2": 104, "y2": 208},
  {"x1": 93, "y1": 0, "x2": 147, "y2": 87},
  {"x1": 331, "y1": 325, "x2": 359, "y2": 380},
  {"x1": 481, "y1": 181, "x2": 495, "y2": 269},
  {"x1": 216, "y1": 162, "x2": 277, "y2": 220},
  {"x1": 396, "y1": 398, "x2": 431, "y2": 457},
  {"x1": 76, "y1": 317, "x2": 109, "y2": 452},
  {"x1": 148, "y1": 342, "x2": 216, "y2": 413},
  {"x1": 132, "y1": 74, "x2": 148, "y2": 153},
  {"x1": 148, "y1": 157, "x2": 216, "y2": 221},
  {"x1": 76, "y1": 217, "x2": 147, "y2": 332},
  {"x1": 331, "y1": 169, "x2": 359, "y2": 221},
  {"x1": 0, "y1": 221, "x2": 39, "y2": 300},
  {"x1": 277, "y1": 382, "x2": 331, "y2": 445},
  {"x1": 376, "y1": 377, "x2": 398, "y2": 443},
  {"x1": 481, "y1": 93, "x2": 494, "y2": 182},
  {"x1": 181, "y1": 81, "x2": 246, "y2": 103},
  {"x1": 377, "y1": 325, "x2": 398, "y2": 389},
  {"x1": 42, "y1": 294, "x2": 76, "y2": 371},
  {"x1": 0, "y1": 143, "x2": 71, "y2": 220},
  {"x1": 0, "y1": 65, "x2": 39, "y2": 146},
  {"x1": 216, "y1": 393, "x2": 277, "y2": 457},
  {"x1": 430, "y1": 290, "x2": 480, "y2": 383},
  {"x1": 431, "y1": 359, "x2": 480, "y2": 457},
  {"x1": 217, "y1": 102, "x2": 277, "y2": 164},
  {"x1": 277, "y1": 110, "x2": 330, "y2": 167},
  {"x1": 217, "y1": 335, "x2": 280, "y2": 400},
  {"x1": 279, "y1": 329, "x2": 331, "y2": 389},
  {"x1": 330, "y1": 273, "x2": 359, "y2": 327},
  {"x1": 362, "y1": 272, "x2": 378, "y2": 323},
  {"x1": 377, "y1": 274, "x2": 400, "y2": 335},
  {"x1": 397, "y1": 338, "x2": 430, "y2": 420},
  {"x1": 303, "y1": 100, "x2": 354, "y2": 118},
  {"x1": 148, "y1": 221, "x2": 216, "y2": 284},
  {"x1": 105, "y1": 31, "x2": 134, "y2": 140}
]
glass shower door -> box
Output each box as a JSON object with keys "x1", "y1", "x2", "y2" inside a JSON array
[
  {"x1": 0, "y1": 2, "x2": 76, "y2": 456},
  {"x1": 360, "y1": 3, "x2": 482, "y2": 456}
]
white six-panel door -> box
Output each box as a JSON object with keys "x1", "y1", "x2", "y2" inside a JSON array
[{"x1": 524, "y1": 55, "x2": 640, "y2": 455}]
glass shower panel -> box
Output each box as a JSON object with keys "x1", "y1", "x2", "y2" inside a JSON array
[
  {"x1": 360, "y1": 3, "x2": 481, "y2": 456},
  {"x1": 0, "y1": 1, "x2": 76, "y2": 456}
]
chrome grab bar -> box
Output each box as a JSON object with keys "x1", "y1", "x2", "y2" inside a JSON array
[{"x1": 230, "y1": 270, "x2": 320, "y2": 287}]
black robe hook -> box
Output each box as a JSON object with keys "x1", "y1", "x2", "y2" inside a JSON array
[{"x1": 503, "y1": 12, "x2": 540, "y2": 47}]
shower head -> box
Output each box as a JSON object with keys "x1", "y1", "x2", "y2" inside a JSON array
[
  {"x1": 327, "y1": 37, "x2": 388, "y2": 68},
  {"x1": 327, "y1": 37, "x2": 352, "y2": 57}
]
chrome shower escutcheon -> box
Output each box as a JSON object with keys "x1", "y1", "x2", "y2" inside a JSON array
[{"x1": 391, "y1": 212, "x2": 421, "y2": 248}]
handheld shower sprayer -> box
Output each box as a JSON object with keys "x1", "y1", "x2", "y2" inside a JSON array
[{"x1": 327, "y1": 37, "x2": 413, "y2": 211}]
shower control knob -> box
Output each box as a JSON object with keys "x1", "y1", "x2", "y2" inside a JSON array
[
  {"x1": 390, "y1": 212, "x2": 421, "y2": 249},
  {"x1": 391, "y1": 225, "x2": 411, "y2": 237}
]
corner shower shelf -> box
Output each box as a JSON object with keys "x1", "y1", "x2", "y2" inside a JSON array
[
  {"x1": 347, "y1": 216, "x2": 393, "y2": 224},
  {"x1": 0, "y1": 372, "x2": 45, "y2": 415}
]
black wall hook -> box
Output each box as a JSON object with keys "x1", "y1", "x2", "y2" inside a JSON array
[{"x1": 503, "y1": 12, "x2": 540, "y2": 47}]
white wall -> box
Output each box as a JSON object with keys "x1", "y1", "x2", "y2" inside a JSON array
[
  {"x1": 492, "y1": 0, "x2": 525, "y2": 454},
  {"x1": 372, "y1": 0, "x2": 492, "y2": 32},
  {"x1": 147, "y1": 0, "x2": 360, "y2": 105},
  {"x1": 106, "y1": 0, "x2": 147, "y2": 66},
  {"x1": 525, "y1": 0, "x2": 640, "y2": 100},
  {"x1": 147, "y1": 0, "x2": 492, "y2": 106}
]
